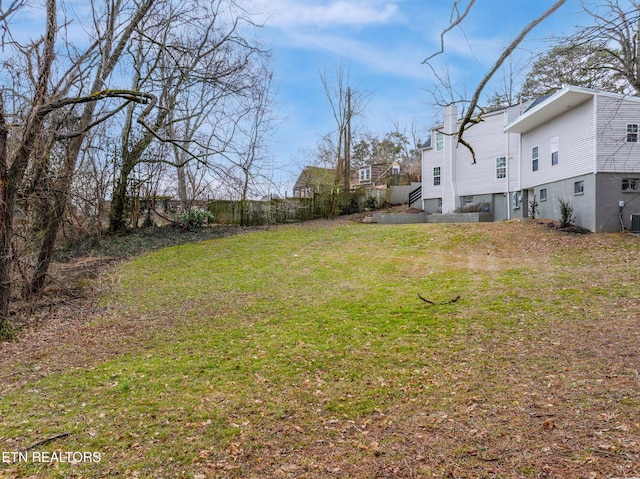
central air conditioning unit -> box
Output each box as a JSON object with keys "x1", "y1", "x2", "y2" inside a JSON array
[{"x1": 631, "y1": 214, "x2": 640, "y2": 234}]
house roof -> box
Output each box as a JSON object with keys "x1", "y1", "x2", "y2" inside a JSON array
[
  {"x1": 293, "y1": 166, "x2": 335, "y2": 190},
  {"x1": 505, "y1": 85, "x2": 640, "y2": 134},
  {"x1": 418, "y1": 136, "x2": 432, "y2": 150}
]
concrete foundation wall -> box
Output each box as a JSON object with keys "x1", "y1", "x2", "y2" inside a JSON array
[
  {"x1": 596, "y1": 173, "x2": 640, "y2": 232},
  {"x1": 532, "y1": 174, "x2": 596, "y2": 231}
]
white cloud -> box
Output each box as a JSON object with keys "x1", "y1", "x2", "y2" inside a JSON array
[
  {"x1": 258, "y1": 0, "x2": 399, "y2": 28},
  {"x1": 288, "y1": 31, "x2": 425, "y2": 80}
]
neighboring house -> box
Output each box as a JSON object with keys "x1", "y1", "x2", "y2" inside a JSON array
[
  {"x1": 292, "y1": 166, "x2": 335, "y2": 198},
  {"x1": 294, "y1": 162, "x2": 401, "y2": 197},
  {"x1": 421, "y1": 85, "x2": 640, "y2": 232},
  {"x1": 356, "y1": 161, "x2": 401, "y2": 188}
]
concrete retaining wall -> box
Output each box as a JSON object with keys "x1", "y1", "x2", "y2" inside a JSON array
[{"x1": 371, "y1": 212, "x2": 493, "y2": 224}]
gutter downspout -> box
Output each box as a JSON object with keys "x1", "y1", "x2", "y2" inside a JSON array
[
  {"x1": 504, "y1": 111, "x2": 511, "y2": 220},
  {"x1": 445, "y1": 105, "x2": 458, "y2": 213},
  {"x1": 421, "y1": 147, "x2": 425, "y2": 211}
]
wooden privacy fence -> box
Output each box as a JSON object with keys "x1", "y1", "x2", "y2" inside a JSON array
[{"x1": 207, "y1": 189, "x2": 388, "y2": 226}]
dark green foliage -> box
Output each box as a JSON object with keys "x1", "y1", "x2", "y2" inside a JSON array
[
  {"x1": 181, "y1": 207, "x2": 214, "y2": 228},
  {"x1": 559, "y1": 198, "x2": 575, "y2": 227}
]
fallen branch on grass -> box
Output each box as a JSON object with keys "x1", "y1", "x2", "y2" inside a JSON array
[
  {"x1": 20, "y1": 432, "x2": 71, "y2": 452},
  {"x1": 417, "y1": 293, "x2": 461, "y2": 305}
]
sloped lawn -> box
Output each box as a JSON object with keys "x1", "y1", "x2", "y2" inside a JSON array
[{"x1": 0, "y1": 220, "x2": 639, "y2": 478}]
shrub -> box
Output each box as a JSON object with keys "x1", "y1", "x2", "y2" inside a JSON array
[
  {"x1": 365, "y1": 195, "x2": 378, "y2": 210},
  {"x1": 529, "y1": 195, "x2": 539, "y2": 219},
  {"x1": 181, "y1": 207, "x2": 214, "y2": 228},
  {"x1": 558, "y1": 199, "x2": 575, "y2": 227}
]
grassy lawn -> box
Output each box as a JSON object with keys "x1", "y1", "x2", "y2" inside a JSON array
[{"x1": 1, "y1": 220, "x2": 639, "y2": 478}]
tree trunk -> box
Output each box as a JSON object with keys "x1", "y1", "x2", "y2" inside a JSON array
[
  {"x1": 0, "y1": 0, "x2": 56, "y2": 328},
  {"x1": 109, "y1": 162, "x2": 135, "y2": 234},
  {"x1": 0, "y1": 182, "x2": 15, "y2": 337},
  {"x1": 177, "y1": 165, "x2": 188, "y2": 211}
]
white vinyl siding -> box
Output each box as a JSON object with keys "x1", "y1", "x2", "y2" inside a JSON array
[
  {"x1": 421, "y1": 140, "x2": 444, "y2": 204},
  {"x1": 454, "y1": 108, "x2": 517, "y2": 196},
  {"x1": 597, "y1": 96, "x2": 640, "y2": 172},
  {"x1": 521, "y1": 100, "x2": 595, "y2": 189}
]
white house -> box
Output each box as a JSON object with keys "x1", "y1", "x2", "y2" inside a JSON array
[{"x1": 421, "y1": 86, "x2": 640, "y2": 232}]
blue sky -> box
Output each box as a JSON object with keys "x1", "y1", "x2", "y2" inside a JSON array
[
  {"x1": 3, "y1": 0, "x2": 590, "y2": 196},
  {"x1": 252, "y1": 0, "x2": 589, "y2": 193}
]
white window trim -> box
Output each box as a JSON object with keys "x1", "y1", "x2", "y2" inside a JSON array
[
  {"x1": 433, "y1": 166, "x2": 441, "y2": 186},
  {"x1": 435, "y1": 132, "x2": 444, "y2": 152},
  {"x1": 496, "y1": 156, "x2": 506, "y2": 179}
]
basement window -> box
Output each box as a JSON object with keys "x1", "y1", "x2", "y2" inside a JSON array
[
  {"x1": 540, "y1": 188, "x2": 547, "y2": 201},
  {"x1": 574, "y1": 180, "x2": 584, "y2": 195},
  {"x1": 622, "y1": 178, "x2": 640, "y2": 192}
]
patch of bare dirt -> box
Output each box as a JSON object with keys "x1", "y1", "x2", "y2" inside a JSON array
[{"x1": 535, "y1": 217, "x2": 593, "y2": 234}]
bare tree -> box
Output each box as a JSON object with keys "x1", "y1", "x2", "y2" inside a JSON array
[
  {"x1": 22, "y1": 0, "x2": 157, "y2": 298},
  {"x1": 0, "y1": 0, "x2": 162, "y2": 331},
  {"x1": 564, "y1": 0, "x2": 640, "y2": 95},
  {"x1": 423, "y1": 0, "x2": 566, "y2": 162},
  {"x1": 319, "y1": 64, "x2": 370, "y2": 192},
  {"x1": 108, "y1": 0, "x2": 271, "y2": 232},
  {"x1": 222, "y1": 64, "x2": 277, "y2": 224}
]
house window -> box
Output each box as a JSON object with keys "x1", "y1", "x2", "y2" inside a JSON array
[
  {"x1": 496, "y1": 156, "x2": 506, "y2": 179},
  {"x1": 532, "y1": 146, "x2": 539, "y2": 171},
  {"x1": 551, "y1": 136, "x2": 559, "y2": 165},
  {"x1": 574, "y1": 180, "x2": 584, "y2": 195},
  {"x1": 433, "y1": 167, "x2": 441, "y2": 186},
  {"x1": 627, "y1": 124, "x2": 639, "y2": 142},
  {"x1": 435, "y1": 132, "x2": 444, "y2": 151},
  {"x1": 540, "y1": 188, "x2": 547, "y2": 201},
  {"x1": 622, "y1": 178, "x2": 640, "y2": 192},
  {"x1": 391, "y1": 165, "x2": 400, "y2": 175},
  {"x1": 359, "y1": 167, "x2": 371, "y2": 182}
]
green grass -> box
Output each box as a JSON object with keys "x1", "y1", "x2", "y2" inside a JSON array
[{"x1": 1, "y1": 221, "x2": 638, "y2": 478}]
